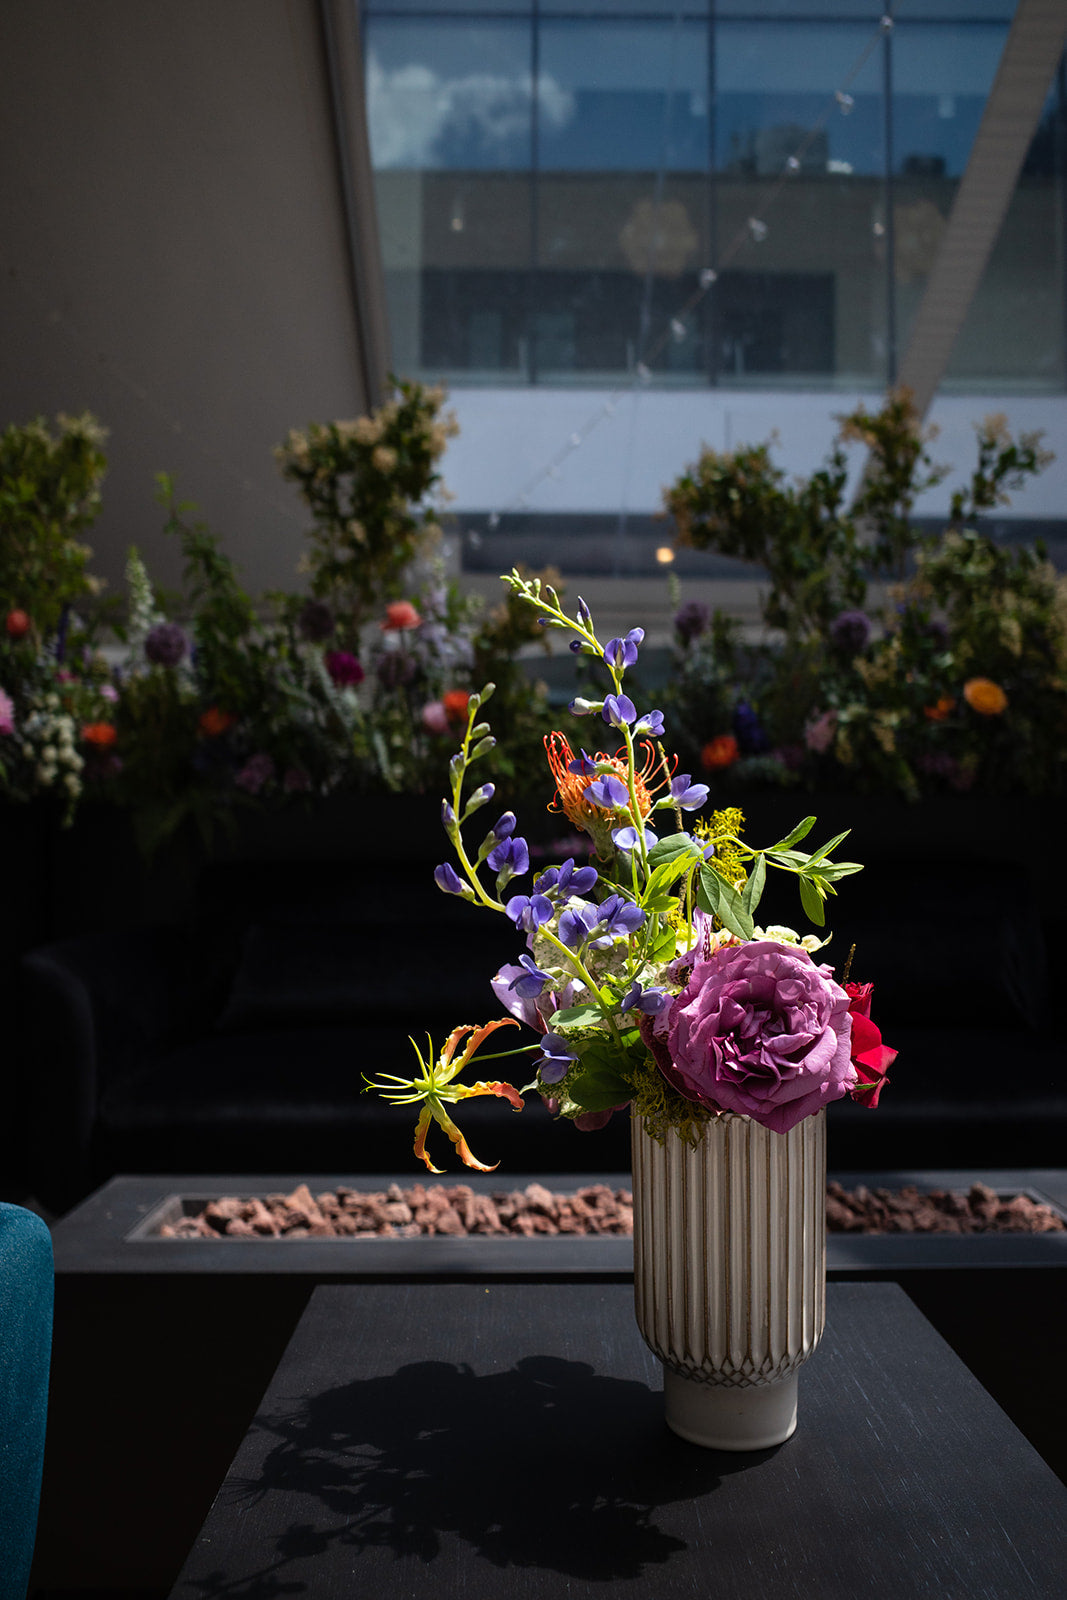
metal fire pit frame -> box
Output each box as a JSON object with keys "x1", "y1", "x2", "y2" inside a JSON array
[{"x1": 51, "y1": 1168, "x2": 1067, "y2": 1279}]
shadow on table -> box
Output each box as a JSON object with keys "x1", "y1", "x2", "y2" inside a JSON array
[{"x1": 179, "y1": 1355, "x2": 767, "y2": 1594}]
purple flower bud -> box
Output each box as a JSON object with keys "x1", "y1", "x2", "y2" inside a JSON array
[
  {"x1": 569, "y1": 697, "x2": 603, "y2": 716},
  {"x1": 492, "y1": 811, "x2": 517, "y2": 839},
  {"x1": 434, "y1": 863, "x2": 467, "y2": 896},
  {"x1": 576, "y1": 596, "x2": 592, "y2": 628},
  {"x1": 441, "y1": 800, "x2": 456, "y2": 829}
]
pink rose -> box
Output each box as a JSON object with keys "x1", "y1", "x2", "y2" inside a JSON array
[{"x1": 665, "y1": 940, "x2": 856, "y2": 1134}]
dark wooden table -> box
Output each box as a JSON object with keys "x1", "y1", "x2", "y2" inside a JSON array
[{"x1": 169, "y1": 1281, "x2": 1067, "y2": 1598}]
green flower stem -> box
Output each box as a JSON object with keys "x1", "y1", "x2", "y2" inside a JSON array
[{"x1": 449, "y1": 698, "x2": 505, "y2": 913}]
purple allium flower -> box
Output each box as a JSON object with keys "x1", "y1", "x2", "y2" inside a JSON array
[
  {"x1": 732, "y1": 699, "x2": 769, "y2": 755},
  {"x1": 504, "y1": 893, "x2": 553, "y2": 932},
  {"x1": 488, "y1": 835, "x2": 529, "y2": 879},
  {"x1": 325, "y1": 650, "x2": 365, "y2": 687},
  {"x1": 670, "y1": 774, "x2": 709, "y2": 811},
  {"x1": 144, "y1": 622, "x2": 189, "y2": 668},
  {"x1": 538, "y1": 1033, "x2": 577, "y2": 1085},
  {"x1": 829, "y1": 609, "x2": 872, "y2": 654},
  {"x1": 297, "y1": 599, "x2": 335, "y2": 642},
  {"x1": 603, "y1": 629, "x2": 644, "y2": 670},
  {"x1": 674, "y1": 601, "x2": 711, "y2": 646},
  {"x1": 586, "y1": 774, "x2": 629, "y2": 809},
  {"x1": 602, "y1": 694, "x2": 636, "y2": 728},
  {"x1": 665, "y1": 941, "x2": 855, "y2": 1134},
  {"x1": 234, "y1": 752, "x2": 275, "y2": 794},
  {"x1": 434, "y1": 863, "x2": 468, "y2": 896},
  {"x1": 509, "y1": 955, "x2": 554, "y2": 999}
]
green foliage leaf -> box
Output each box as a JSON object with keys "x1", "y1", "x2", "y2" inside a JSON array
[
  {"x1": 696, "y1": 866, "x2": 754, "y2": 940},
  {"x1": 767, "y1": 816, "x2": 816, "y2": 851},
  {"x1": 798, "y1": 874, "x2": 825, "y2": 927},
  {"x1": 567, "y1": 1045, "x2": 634, "y2": 1113},
  {"x1": 550, "y1": 1003, "x2": 605, "y2": 1031}
]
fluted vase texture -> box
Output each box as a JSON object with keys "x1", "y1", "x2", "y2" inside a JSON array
[{"x1": 632, "y1": 1109, "x2": 826, "y2": 1450}]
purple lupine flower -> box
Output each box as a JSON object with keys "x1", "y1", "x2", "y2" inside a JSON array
[
  {"x1": 595, "y1": 894, "x2": 646, "y2": 936},
  {"x1": 674, "y1": 601, "x2": 710, "y2": 646},
  {"x1": 488, "y1": 835, "x2": 529, "y2": 878},
  {"x1": 670, "y1": 774, "x2": 710, "y2": 811},
  {"x1": 509, "y1": 955, "x2": 554, "y2": 999},
  {"x1": 602, "y1": 694, "x2": 637, "y2": 728},
  {"x1": 633, "y1": 709, "x2": 665, "y2": 737},
  {"x1": 492, "y1": 811, "x2": 517, "y2": 839},
  {"x1": 567, "y1": 750, "x2": 599, "y2": 775},
  {"x1": 586, "y1": 774, "x2": 629, "y2": 809},
  {"x1": 434, "y1": 863, "x2": 468, "y2": 896},
  {"x1": 829, "y1": 609, "x2": 872, "y2": 654},
  {"x1": 145, "y1": 622, "x2": 189, "y2": 668},
  {"x1": 538, "y1": 1033, "x2": 577, "y2": 1085},
  {"x1": 603, "y1": 629, "x2": 644, "y2": 669},
  {"x1": 612, "y1": 825, "x2": 658, "y2": 852},
  {"x1": 559, "y1": 903, "x2": 602, "y2": 948},
  {"x1": 504, "y1": 893, "x2": 554, "y2": 932},
  {"x1": 537, "y1": 857, "x2": 599, "y2": 897},
  {"x1": 620, "y1": 982, "x2": 672, "y2": 1016}
]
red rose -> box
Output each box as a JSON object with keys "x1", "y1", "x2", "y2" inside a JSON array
[{"x1": 844, "y1": 981, "x2": 895, "y2": 1109}]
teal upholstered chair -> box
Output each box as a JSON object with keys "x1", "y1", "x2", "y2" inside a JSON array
[{"x1": 0, "y1": 1203, "x2": 53, "y2": 1600}]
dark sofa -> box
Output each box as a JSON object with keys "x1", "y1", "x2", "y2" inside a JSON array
[{"x1": 16, "y1": 806, "x2": 1067, "y2": 1213}]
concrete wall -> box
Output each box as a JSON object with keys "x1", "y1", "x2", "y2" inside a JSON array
[{"x1": 0, "y1": 0, "x2": 379, "y2": 600}]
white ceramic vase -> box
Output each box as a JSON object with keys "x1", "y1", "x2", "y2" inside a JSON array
[{"x1": 632, "y1": 1108, "x2": 826, "y2": 1450}]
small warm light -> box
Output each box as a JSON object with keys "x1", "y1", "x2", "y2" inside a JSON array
[{"x1": 656, "y1": 547, "x2": 675, "y2": 565}]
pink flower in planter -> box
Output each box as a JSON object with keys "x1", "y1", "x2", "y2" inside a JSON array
[
  {"x1": 665, "y1": 940, "x2": 856, "y2": 1134},
  {"x1": 0, "y1": 688, "x2": 15, "y2": 737}
]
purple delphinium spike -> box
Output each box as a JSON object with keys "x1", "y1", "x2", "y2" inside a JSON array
[
  {"x1": 509, "y1": 955, "x2": 554, "y2": 999},
  {"x1": 670, "y1": 774, "x2": 710, "y2": 811},
  {"x1": 504, "y1": 893, "x2": 554, "y2": 932},
  {"x1": 586, "y1": 774, "x2": 629, "y2": 809},
  {"x1": 602, "y1": 694, "x2": 636, "y2": 728},
  {"x1": 538, "y1": 1033, "x2": 577, "y2": 1085},
  {"x1": 633, "y1": 709, "x2": 665, "y2": 737},
  {"x1": 434, "y1": 863, "x2": 468, "y2": 896}
]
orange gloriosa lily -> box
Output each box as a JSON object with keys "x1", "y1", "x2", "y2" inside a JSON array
[{"x1": 364, "y1": 1018, "x2": 523, "y2": 1174}]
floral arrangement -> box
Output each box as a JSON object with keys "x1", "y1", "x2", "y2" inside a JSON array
[
  {"x1": 367, "y1": 576, "x2": 894, "y2": 1172},
  {"x1": 0, "y1": 392, "x2": 561, "y2": 837},
  {"x1": 663, "y1": 393, "x2": 1064, "y2": 799}
]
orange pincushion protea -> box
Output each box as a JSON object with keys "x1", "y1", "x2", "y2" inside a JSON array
[{"x1": 544, "y1": 731, "x2": 661, "y2": 857}]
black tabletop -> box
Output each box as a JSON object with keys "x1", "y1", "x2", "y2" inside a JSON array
[{"x1": 170, "y1": 1281, "x2": 1067, "y2": 1598}]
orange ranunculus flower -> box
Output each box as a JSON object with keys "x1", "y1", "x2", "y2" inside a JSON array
[
  {"x1": 81, "y1": 721, "x2": 117, "y2": 748},
  {"x1": 701, "y1": 735, "x2": 739, "y2": 771},
  {"x1": 544, "y1": 731, "x2": 660, "y2": 858},
  {"x1": 199, "y1": 706, "x2": 237, "y2": 737},
  {"x1": 923, "y1": 695, "x2": 956, "y2": 722},
  {"x1": 382, "y1": 600, "x2": 422, "y2": 631},
  {"x1": 963, "y1": 677, "x2": 1008, "y2": 716},
  {"x1": 443, "y1": 689, "x2": 472, "y2": 724}
]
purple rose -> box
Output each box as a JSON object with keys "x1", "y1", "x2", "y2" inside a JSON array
[
  {"x1": 144, "y1": 622, "x2": 189, "y2": 667},
  {"x1": 665, "y1": 941, "x2": 856, "y2": 1134}
]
